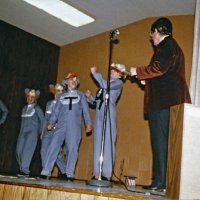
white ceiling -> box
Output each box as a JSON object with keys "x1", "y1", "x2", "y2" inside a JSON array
[{"x1": 0, "y1": 0, "x2": 196, "y2": 47}]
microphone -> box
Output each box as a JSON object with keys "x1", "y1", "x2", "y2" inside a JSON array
[{"x1": 110, "y1": 29, "x2": 120, "y2": 36}]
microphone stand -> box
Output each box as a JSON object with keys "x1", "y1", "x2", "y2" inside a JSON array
[{"x1": 86, "y1": 31, "x2": 119, "y2": 187}]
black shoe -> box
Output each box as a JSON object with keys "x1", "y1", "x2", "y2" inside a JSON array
[
  {"x1": 66, "y1": 176, "x2": 74, "y2": 182},
  {"x1": 59, "y1": 173, "x2": 67, "y2": 180},
  {"x1": 143, "y1": 184, "x2": 165, "y2": 191},
  {"x1": 91, "y1": 176, "x2": 97, "y2": 180},
  {"x1": 101, "y1": 176, "x2": 109, "y2": 181},
  {"x1": 39, "y1": 175, "x2": 51, "y2": 180},
  {"x1": 17, "y1": 172, "x2": 29, "y2": 177},
  {"x1": 156, "y1": 188, "x2": 166, "y2": 192},
  {"x1": 61, "y1": 174, "x2": 74, "y2": 182}
]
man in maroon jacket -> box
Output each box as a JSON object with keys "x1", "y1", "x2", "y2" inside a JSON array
[{"x1": 130, "y1": 17, "x2": 191, "y2": 192}]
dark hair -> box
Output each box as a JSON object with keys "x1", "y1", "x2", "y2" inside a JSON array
[{"x1": 151, "y1": 17, "x2": 172, "y2": 35}]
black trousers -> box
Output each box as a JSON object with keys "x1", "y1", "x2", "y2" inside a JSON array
[{"x1": 148, "y1": 108, "x2": 170, "y2": 188}]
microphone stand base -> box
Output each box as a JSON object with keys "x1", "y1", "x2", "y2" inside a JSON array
[{"x1": 86, "y1": 179, "x2": 112, "y2": 187}]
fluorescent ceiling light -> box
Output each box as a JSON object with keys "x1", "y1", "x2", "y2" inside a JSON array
[{"x1": 23, "y1": 0, "x2": 95, "y2": 27}]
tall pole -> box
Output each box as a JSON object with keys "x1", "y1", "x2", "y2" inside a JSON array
[{"x1": 86, "y1": 30, "x2": 119, "y2": 187}]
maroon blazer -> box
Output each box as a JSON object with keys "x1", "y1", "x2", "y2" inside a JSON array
[{"x1": 136, "y1": 36, "x2": 191, "y2": 114}]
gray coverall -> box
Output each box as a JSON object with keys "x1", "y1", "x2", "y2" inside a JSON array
[
  {"x1": 40, "y1": 100, "x2": 66, "y2": 174},
  {"x1": 41, "y1": 89, "x2": 92, "y2": 178},
  {"x1": 87, "y1": 72, "x2": 123, "y2": 178},
  {"x1": 16, "y1": 103, "x2": 44, "y2": 174}
]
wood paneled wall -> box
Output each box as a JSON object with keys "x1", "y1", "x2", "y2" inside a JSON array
[
  {"x1": 57, "y1": 16, "x2": 194, "y2": 184},
  {"x1": 0, "y1": 21, "x2": 59, "y2": 175},
  {"x1": 167, "y1": 104, "x2": 200, "y2": 199},
  {"x1": 166, "y1": 104, "x2": 184, "y2": 199}
]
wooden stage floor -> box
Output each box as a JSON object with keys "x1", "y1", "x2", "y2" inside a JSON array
[{"x1": 0, "y1": 174, "x2": 165, "y2": 200}]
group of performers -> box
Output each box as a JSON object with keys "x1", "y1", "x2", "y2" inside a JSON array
[{"x1": 13, "y1": 63, "x2": 127, "y2": 182}]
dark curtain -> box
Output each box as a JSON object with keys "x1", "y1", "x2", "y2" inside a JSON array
[{"x1": 0, "y1": 20, "x2": 59, "y2": 176}]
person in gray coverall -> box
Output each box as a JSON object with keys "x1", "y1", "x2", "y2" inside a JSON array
[
  {"x1": 85, "y1": 63, "x2": 127, "y2": 181},
  {"x1": 16, "y1": 89, "x2": 44, "y2": 177},
  {"x1": 40, "y1": 73, "x2": 92, "y2": 180},
  {"x1": 40, "y1": 83, "x2": 66, "y2": 177},
  {"x1": 0, "y1": 99, "x2": 8, "y2": 126}
]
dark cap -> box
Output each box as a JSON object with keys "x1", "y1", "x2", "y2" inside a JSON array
[{"x1": 151, "y1": 17, "x2": 172, "y2": 35}]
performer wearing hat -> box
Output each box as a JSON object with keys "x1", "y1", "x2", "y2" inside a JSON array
[
  {"x1": 40, "y1": 73, "x2": 92, "y2": 180},
  {"x1": 40, "y1": 83, "x2": 66, "y2": 177},
  {"x1": 85, "y1": 63, "x2": 127, "y2": 181},
  {"x1": 16, "y1": 89, "x2": 44, "y2": 177},
  {"x1": 0, "y1": 99, "x2": 8, "y2": 126}
]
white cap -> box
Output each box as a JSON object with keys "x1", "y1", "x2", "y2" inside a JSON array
[{"x1": 111, "y1": 63, "x2": 127, "y2": 74}]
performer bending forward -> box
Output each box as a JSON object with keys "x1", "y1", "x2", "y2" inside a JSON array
[
  {"x1": 86, "y1": 63, "x2": 127, "y2": 181},
  {"x1": 40, "y1": 73, "x2": 92, "y2": 180}
]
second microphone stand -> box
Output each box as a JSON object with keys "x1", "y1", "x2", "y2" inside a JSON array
[{"x1": 86, "y1": 31, "x2": 119, "y2": 187}]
